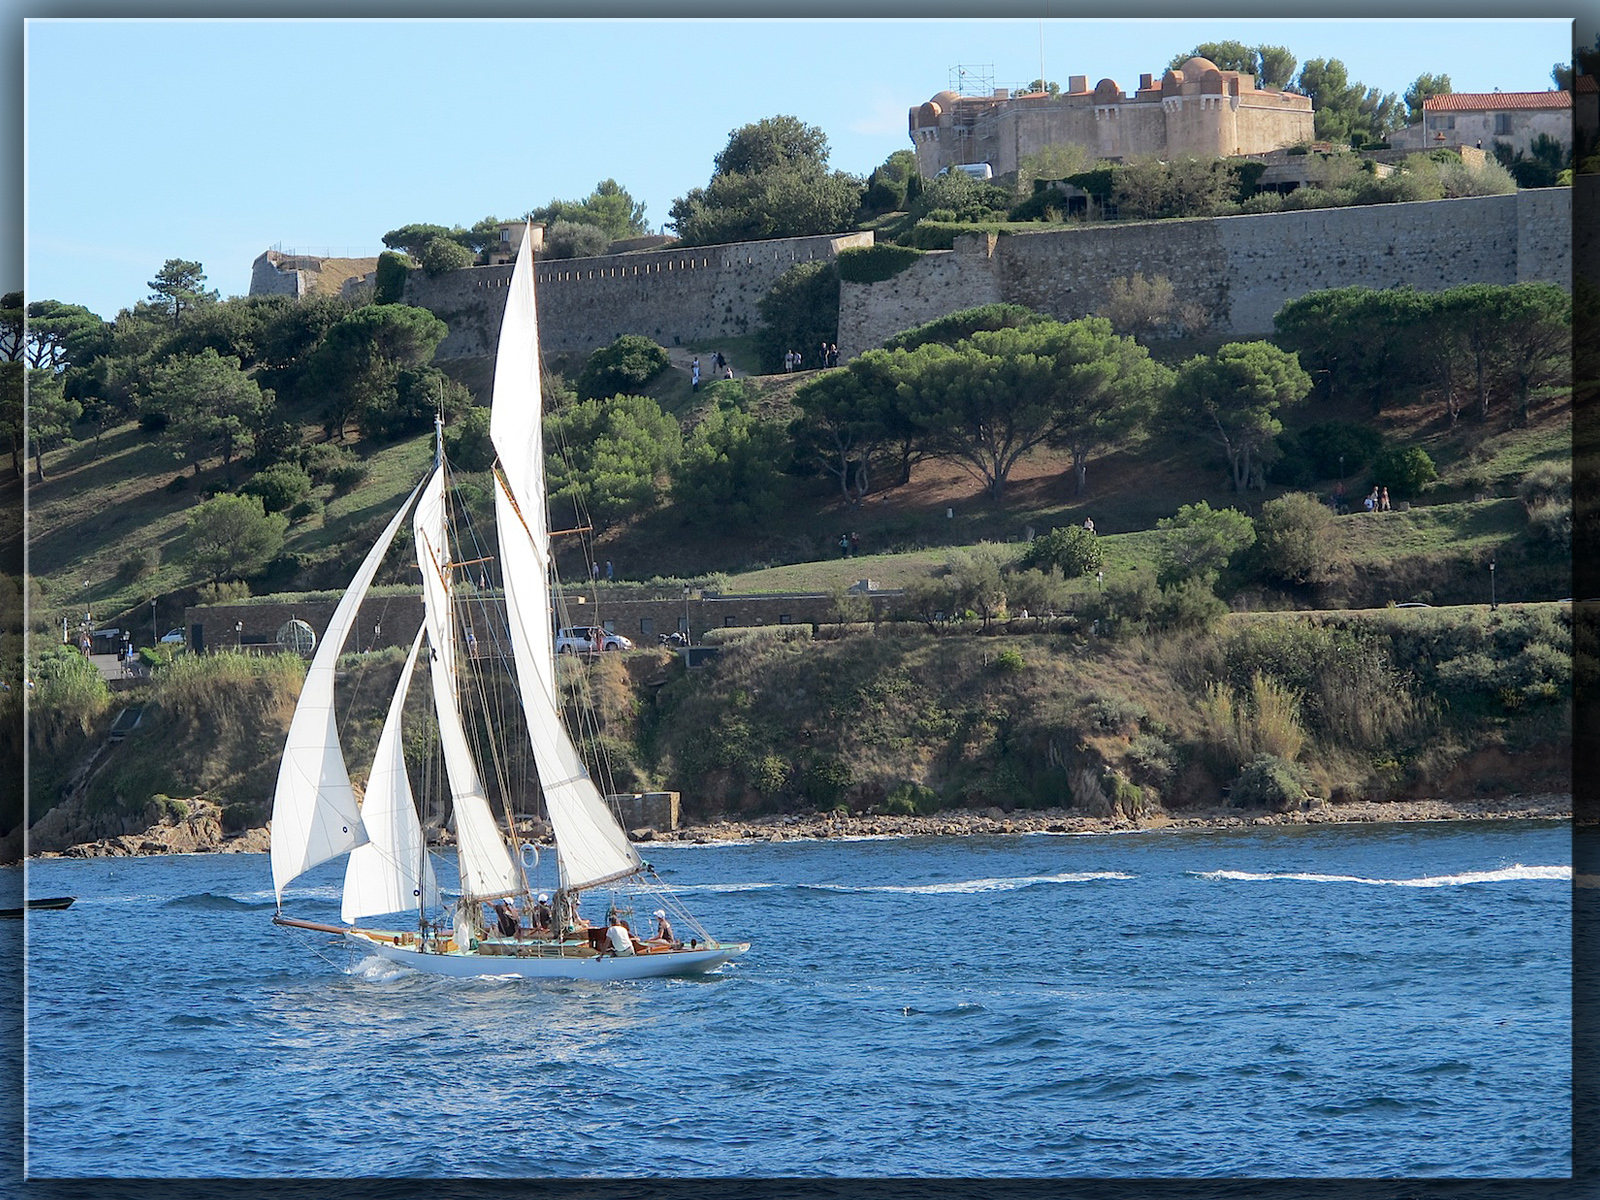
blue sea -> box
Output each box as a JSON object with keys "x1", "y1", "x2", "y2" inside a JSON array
[{"x1": 10, "y1": 819, "x2": 1581, "y2": 1183}]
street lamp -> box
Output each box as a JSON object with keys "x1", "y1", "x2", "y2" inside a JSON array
[
  {"x1": 682, "y1": 584, "x2": 692, "y2": 647},
  {"x1": 1096, "y1": 570, "x2": 1104, "y2": 594},
  {"x1": 373, "y1": 622, "x2": 381, "y2": 652},
  {"x1": 151, "y1": 598, "x2": 157, "y2": 646},
  {"x1": 1489, "y1": 560, "x2": 1497, "y2": 611},
  {"x1": 236, "y1": 620, "x2": 243, "y2": 650}
]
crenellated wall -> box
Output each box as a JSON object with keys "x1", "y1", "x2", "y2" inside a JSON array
[
  {"x1": 839, "y1": 189, "x2": 1571, "y2": 355},
  {"x1": 406, "y1": 231, "x2": 874, "y2": 360}
]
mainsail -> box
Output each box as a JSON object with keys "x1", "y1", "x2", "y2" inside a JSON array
[
  {"x1": 270, "y1": 477, "x2": 424, "y2": 905},
  {"x1": 489, "y1": 225, "x2": 642, "y2": 894},
  {"x1": 415, "y1": 462, "x2": 521, "y2": 900},
  {"x1": 341, "y1": 626, "x2": 440, "y2": 922}
]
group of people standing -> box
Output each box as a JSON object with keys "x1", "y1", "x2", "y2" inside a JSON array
[
  {"x1": 1331, "y1": 481, "x2": 1392, "y2": 515},
  {"x1": 690, "y1": 351, "x2": 735, "y2": 392}
]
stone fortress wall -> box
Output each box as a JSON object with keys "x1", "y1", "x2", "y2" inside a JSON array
[
  {"x1": 255, "y1": 190, "x2": 1568, "y2": 367},
  {"x1": 838, "y1": 188, "x2": 1571, "y2": 356},
  {"x1": 405, "y1": 231, "x2": 873, "y2": 360},
  {"x1": 909, "y1": 58, "x2": 1315, "y2": 180}
]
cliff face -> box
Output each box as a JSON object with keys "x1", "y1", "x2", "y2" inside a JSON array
[{"x1": 17, "y1": 607, "x2": 1572, "y2": 861}]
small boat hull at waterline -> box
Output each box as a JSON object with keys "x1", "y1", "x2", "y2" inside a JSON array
[{"x1": 353, "y1": 931, "x2": 750, "y2": 980}]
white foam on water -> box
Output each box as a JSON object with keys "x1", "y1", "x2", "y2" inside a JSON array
[
  {"x1": 817, "y1": 870, "x2": 1137, "y2": 895},
  {"x1": 1193, "y1": 863, "x2": 1569, "y2": 888}
]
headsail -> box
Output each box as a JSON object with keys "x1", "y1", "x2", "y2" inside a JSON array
[
  {"x1": 270, "y1": 477, "x2": 425, "y2": 905},
  {"x1": 489, "y1": 223, "x2": 642, "y2": 893},
  {"x1": 342, "y1": 625, "x2": 440, "y2": 923},
  {"x1": 415, "y1": 462, "x2": 521, "y2": 899}
]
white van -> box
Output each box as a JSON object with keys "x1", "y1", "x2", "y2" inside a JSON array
[{"x1": 939, "y1": 163, "x2": 994, "y2": 181}]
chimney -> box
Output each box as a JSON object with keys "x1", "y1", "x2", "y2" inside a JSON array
[
  {"x1": 1140, "y1": 73, "x2": 1153, "y2": 90},
  {"x1": 1069, "y1": 75, "x2": 1087, "y2": 94}
]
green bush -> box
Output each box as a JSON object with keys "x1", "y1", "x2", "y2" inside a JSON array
[
  {"x1": 835, "y1": 245, "x2": 925, "y2": 284},
  {"x1": 1371, "y1": 445, "x2": 1437, "y2": 497},
  {"x1": 993, "y1": 645, "x2": 1026, "y2": 672},
  {"x1": 373, "y1": 251, "x2": 413, "y2": 304},
  {"x1": 1231, "y1": 753, "x2": 1313, "y2": 812},
  {"x1": 1020, "y1": 525, "x2": 1101, "y2": 577},
  {"x1": 1083, "y1": 691, "x2": 1147, "y2": 734},
  {"x1": 575, "y1": 334, "x2": 670, "y2": 402},
  {"x1": 243, "y1": 462, "x2": 313, "y2": 514},
  {"x1": 1253, "y1": 492, "x2": 1341, "y2": 585}
]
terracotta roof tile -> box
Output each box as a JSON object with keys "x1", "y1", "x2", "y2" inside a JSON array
[{"x1": 1424, "y1": 91, "x2": 1571, "y2": 111}]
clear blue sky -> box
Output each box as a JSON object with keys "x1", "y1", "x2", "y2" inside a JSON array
[{"x1": 21, "y1": 14, "x2": 1575, "y2": 322}]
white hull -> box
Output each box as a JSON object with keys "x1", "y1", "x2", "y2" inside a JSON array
[{"x1": 352, "y1": 930, "x2": 749, "y2": 980}]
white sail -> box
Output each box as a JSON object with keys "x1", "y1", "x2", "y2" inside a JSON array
[
  {"x1": 415, "y1": 463, "x2": 521, "y2": 899},
  {"x1": 489, "y1": 224, "x2": 642, "y2": 893},
  {"x1": 270, "y1": 478, "x2": 424, "y2": 905},
  {"x1": 342, "y1": 626, "x2": 440, "y2": 923}
]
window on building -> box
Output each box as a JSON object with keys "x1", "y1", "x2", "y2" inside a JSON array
[
  {"x1": 639, "y1": 618, "x2": 655, "y2": 636},
  {"x1": 602, "y1": 620, "x2": 615, "y2": 633},
  {"x1": 778, "y1": 614, "x2": 792, "y2": 625},
  {"x1": 1494, "y1": 113, "x2": 1512, "y2": 135},
  {"x1": 724, "y1": 616, "x2": 736, "y2": 627}
]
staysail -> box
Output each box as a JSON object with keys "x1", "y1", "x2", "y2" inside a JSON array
[
  {"x1": 415, "y1": 462, "x2": 521, "y2": 899},
  {"x1": 489, "y1": 224, "x2": 642, "y2": 894},
  {"x1": 270, "y1": 477, "x2": 425, "y2": 905},
  {"x1": 341, "y1": 625, "x2": 440, "y2": 922}
]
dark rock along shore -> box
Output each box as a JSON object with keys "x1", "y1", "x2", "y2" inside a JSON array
[{"x1": 16, "y1": 793, "x2": 1572, "y2": 863}]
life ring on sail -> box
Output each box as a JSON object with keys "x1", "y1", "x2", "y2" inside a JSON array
[{"x1": 521, "y1": 844, "x2": 539, "y2": 872}]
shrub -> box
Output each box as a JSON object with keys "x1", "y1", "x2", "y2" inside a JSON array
[
  {"x1": 373, "y1": 251, "x2": 413, "y2": 304},
  {"x1": 575, "y1": 334, "x2": 670, "y2": 402},
  {"x1": 1126, "y1": 733, "x2": 1178, "y2": 786},
  {"x1": 243, "y1": 462, "x2": 313, "y2": 514},
  {"x1": 1153, "y1": 578, "x2": 1228, "y2": 632},
  {"x1": 993, "y1": 645, "x2": 1026, "y2": 672},
  {"x1": 1371, "y1": 445, "x2": 1437, "y2": 497},
  {"x1": 1231, "y1": 753, "x2": 1314, "y2": 811},
  {"x1": 835, "y1": 245, "x2": 925, "y2": 284},
  {"x1": 1084, "y1": 691, "x2": 1148, "y2": 735},
  {"x1": 420, "y1": 238, "x2": 472, "y2": 276},
  {"x1": 1020, "y1": 525, "x2": 1101, "y2": 577},
  {"x1": 750, "y1": 753, "x2": 789, "y2": 796},
  {"x1": 1253, "y1": 491, "x2": 1342, "y2": 585}
]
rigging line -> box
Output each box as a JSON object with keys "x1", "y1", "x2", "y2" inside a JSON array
[{"x1": 444, "y1": 465, "x2": 533, "y2": 898}]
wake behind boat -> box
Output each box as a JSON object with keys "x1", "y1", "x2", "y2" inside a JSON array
[{"x1": 268, "y1": 224, "x2": 747, "y2": 980}]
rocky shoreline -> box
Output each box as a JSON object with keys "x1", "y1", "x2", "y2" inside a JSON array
[{"x1": 14, "y1": 793, "x2": 1572, "y2": 862}]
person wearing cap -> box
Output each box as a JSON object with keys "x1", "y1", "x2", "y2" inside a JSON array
[
  {"x1": 645, "y1": 908, "x2": 676, "y2": 948},
  {"x1": 531, "y1": 893, "x2": 552, "y2": 933},
  {"x1": 491, "y1": 899, "x2": 520, "y2": 939}
]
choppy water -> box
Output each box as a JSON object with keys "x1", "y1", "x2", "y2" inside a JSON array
[{"x1": 16, "y1": 819, "x2": 1576, "y2": 1180}]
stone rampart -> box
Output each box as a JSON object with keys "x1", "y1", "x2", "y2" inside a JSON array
[
  {"x1": 406, "y1": 231, "x2": 874, "y2": 360},
  {"x1": 839, "y1": 189, "x2": 1571, "y2": 354}
]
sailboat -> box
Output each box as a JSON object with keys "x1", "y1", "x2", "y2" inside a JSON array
[{"x1": 268, "y1": 224, "x2": 748, "y2": 979}]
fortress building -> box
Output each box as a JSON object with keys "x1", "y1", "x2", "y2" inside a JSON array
[{"x1": 909, "y1": 57, "x2": 1314, "y2": 177}]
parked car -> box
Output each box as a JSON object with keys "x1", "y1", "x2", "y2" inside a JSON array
[
  {"x1": 555, "y1": 626, "x2": 634, "y2": 654},
  {"x1": 159, "y1": 628, "x2": 186, "y2": 644}
]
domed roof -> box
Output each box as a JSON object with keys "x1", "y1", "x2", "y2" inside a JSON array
[
  {"x1": 1093, "y1": 78, "x2": 1123, "y2": 102},
  {"x1": 932, "y1": 90, "x2": 962, "y2": 105},
  {"x1": 914, "y1": 100, "x2": 943, "y2": 127},
  {"x1": 1180, "y1": 56, "x2": 1221, "y2": 77}
]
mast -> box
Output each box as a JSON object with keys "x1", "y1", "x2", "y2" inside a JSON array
[{"x1": 489, "y1": 223, "x2": 642, "y2": 897}]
